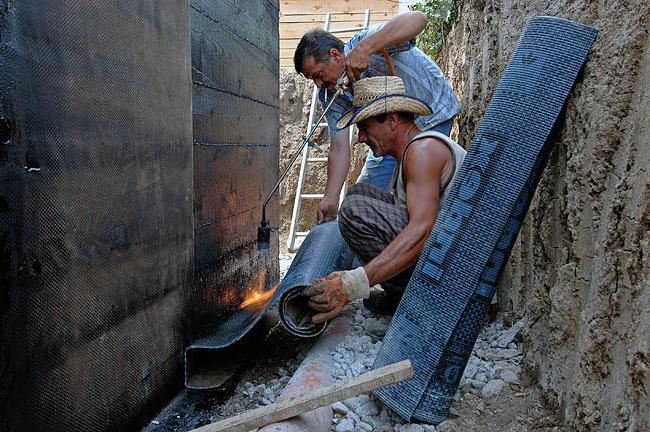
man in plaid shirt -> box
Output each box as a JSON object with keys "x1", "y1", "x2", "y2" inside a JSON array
[{"x1": 294, "y1": 11, "x2": 460, "y2": 224}]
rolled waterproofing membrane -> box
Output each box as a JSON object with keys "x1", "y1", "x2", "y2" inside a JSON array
[{"x1": 185, "y1": 221, "x2": 355, "y2": 389}]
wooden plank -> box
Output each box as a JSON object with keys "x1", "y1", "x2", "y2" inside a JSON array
[
  {"x1": 280, "y1": 10, "x2": 392, "y2": 17},
  {"x1": 281, "y1": 26, "x2": 360, "y2": 39},
  {"x1": 280, "y1": 11, "x2": 391, "y2": 23},
  {"x1": 280, "y1": 59, "x2": 295, "y2": 68},
  {"x1": 280, "y1": 0, "x2": 398, "y2": 15},
  {"x1": 279, "y1": 33, "x2": 359, "y2": 52},
  {"x1": 280, "y1": 21, "x2": 388, "y2": 43},
  {"x1": 189, "y1": 360, "x2": 413, "y2": 432}
]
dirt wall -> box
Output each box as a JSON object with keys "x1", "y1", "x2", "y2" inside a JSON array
[{"x1": 440, "y1": 1, "x2": 650, "y2": 430}]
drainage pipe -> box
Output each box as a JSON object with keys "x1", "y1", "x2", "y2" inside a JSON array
[{"x1": 259, "y1": 307, "x2": 354, "y2": 432}]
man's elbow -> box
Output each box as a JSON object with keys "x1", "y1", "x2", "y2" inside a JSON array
[
  {"x1": 410, "y1": 11, "x2": 428, "y2": 34},
  {"x1": 409, "y1": 221, "x2": 435, "y2": 250}
]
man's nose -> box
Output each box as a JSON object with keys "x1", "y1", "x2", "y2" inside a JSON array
[
  {"x1": 357, "y1": 130, "x2": 367, "y2": 143},
  {"x1": 314, "y1": 78, "x2": 323, "y2": 88}
]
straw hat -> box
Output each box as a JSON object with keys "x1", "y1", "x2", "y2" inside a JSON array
[{"x1": 336, "y1": 76, "x2": 432, "y2": 129}]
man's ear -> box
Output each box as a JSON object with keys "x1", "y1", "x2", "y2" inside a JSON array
[
  {"x1": 388, "y1": 112, "x2": 400, "y2": 130},
  {"x1": 329, "y1": 48, "x2": 344, "y2": 63}
]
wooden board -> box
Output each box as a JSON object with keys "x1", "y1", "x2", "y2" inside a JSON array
[
  {"x1": 280, "y1": 10, "x2": 391, "y2": 23},
  {"x1": 280, "y1": 0, "x2": 397, "y2": 15},
  {"x1": 281, "y1": 26, "x2": 359, "y2": 39},
  {"x1": 279, "y1": 0, "x2": 398, "y2": 68},
  {"x1": 190, "y1": 360, "x2": 413, "y2": 432}
]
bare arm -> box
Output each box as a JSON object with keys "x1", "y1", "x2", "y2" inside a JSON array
[
  {"x1": 317, "y1": 129, "x2": 351, "y2": 222},
  {"x1": 363, "y1": 139, "x2": 451, "y2": 286},
  {"x1": 346, "y1": 11, "x2": 427, "y2": 77}
]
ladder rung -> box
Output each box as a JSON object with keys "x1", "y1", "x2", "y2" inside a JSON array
[
  {"x1": 317, "y1": 122, "x2": 328, "y2": 128},
  {"x1": 307, "y1": 157, "x2": 328, "y2": 162},
  {"x1": 300, "y1": 193, "x2": 325, "y2": 199},
  {"x1": 295, "y1": 231, "x2": 309, "y2": 237}
]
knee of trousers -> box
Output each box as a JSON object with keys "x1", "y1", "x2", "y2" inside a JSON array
[
  {"x1": 345, "y1": 182, "x2": 367, "y2": 197},
  {"x1": 338, "y1": 195, "x2": 364, "y2": 235}
]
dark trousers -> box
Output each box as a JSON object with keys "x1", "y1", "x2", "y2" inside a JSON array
[{"x1": 338, "y1": 183, "x2": 414, "y2": 296}]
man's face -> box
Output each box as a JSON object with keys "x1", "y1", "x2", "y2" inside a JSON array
[
  {"x1": 357, "y1": 116, "x2": 393, "y2": 157},
  {"x1": 301, "y1": 51, "x2": 344, "y2": 92}
]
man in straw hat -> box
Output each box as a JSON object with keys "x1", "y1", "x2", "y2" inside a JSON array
[
  {"x1": 303, "y1": 76, "x2": 466, "y2": 320},
  {"x1": 294, "y1": 11, "x2": 460, "y2": 223}
]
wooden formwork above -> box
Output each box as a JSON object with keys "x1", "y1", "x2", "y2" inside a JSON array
[{"x1": 280, "y1": 0, "x2": 399, "y2": 69}]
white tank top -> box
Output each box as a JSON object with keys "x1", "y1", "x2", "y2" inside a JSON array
[{"x1": 392, "y1": 131, "x2": 467, "y2": 208}]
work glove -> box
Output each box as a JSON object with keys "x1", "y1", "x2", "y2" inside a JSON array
[{"x1": 302, "y1": 267, "x2": 370, "y2": 324}]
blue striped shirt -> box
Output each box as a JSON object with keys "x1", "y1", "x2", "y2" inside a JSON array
[{"x1": 319, "y1": 22, "x2": 460, "y2": 136}]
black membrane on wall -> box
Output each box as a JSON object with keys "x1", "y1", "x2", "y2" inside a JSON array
[
  {"x1": 0, "y1": 0, "x2": 281, "y2": 428},
  {"x1": 0, "y1": 1, "x2": 193, "y2": 431},
  {"x1": 189, "y1": 0, "x2": 280, "y2": 337}
]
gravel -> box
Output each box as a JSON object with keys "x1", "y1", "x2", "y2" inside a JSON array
[{"x1": 143, "y1": 253, "x2": 552, "y2": 432}]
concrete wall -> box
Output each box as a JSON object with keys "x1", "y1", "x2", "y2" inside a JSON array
[{"x1": 441, "y1": 1, "x2": 650, "y2": 430}]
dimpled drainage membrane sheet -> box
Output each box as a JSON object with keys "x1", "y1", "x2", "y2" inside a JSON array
[
  {"x1": 372, "y1": 16, "x2": 598, "y2": 424},
  {"x1": 185, "y1": 221, "x2": 355, "y2": 388}
]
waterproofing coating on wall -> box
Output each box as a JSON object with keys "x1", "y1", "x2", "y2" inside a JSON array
[
  {"x1": 190, "y1": 0, "x2": 280, "y2": 337},
  {"x1": 372, "y1": 17, "x2": 597, "y2": 422},
  {"x1": 0, "y1": 1, "x2": 193, "y2": 431}
]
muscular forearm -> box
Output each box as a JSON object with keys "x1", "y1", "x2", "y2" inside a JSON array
[
  {"x1": 324, "y1": 132, "x2": 351, "y2": 198},
  {"x1": 356, "y1": 12, "x2": 427, "y2": 54},
  {"x1": 363, "y1": 222, "x2": 432, "y2": 286}
]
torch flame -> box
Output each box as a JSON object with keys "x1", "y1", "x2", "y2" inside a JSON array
[{"x1": 238, "y1": 285, "x2": 277, "y2": 310}]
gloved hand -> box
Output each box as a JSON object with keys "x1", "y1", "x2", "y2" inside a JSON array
[{"x1": 302, "y1": 267, "x2": 370, "y2": 323}]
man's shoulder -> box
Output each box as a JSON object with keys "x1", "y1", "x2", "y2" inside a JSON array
[
  {"x1": 412, "y1": 135, "x2": 452, "y2": 151},
  {"x1": 407, "y1": 136, "x2": 453, "y2": 167}
]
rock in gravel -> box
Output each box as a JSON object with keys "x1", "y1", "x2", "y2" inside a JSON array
[
  {"x1": 474, "y1": 372, "x2": 487, "y2": 383},
  {"x1": 336, "y1": 418, "x2": 356, "y2": 432},
  {"x1": 494, "y1": 319, "x2": 526, "y2": 348},
  {"x1": 356, "y1": 400, "x2": 380, "y2": 417},
  {"x1": 364, "y1": 318, "x2": 388, "y2": 337},
  {"x1": 469, "y1": 379, "x2": 485, "y2": 390},
  {"x1": 357, "y1": 420, "x2": 374, "y2": 431},
  {"x1": 501, "y1": 369, "x2": 518, "y2": 384},
  {"x1": 436, "y1": 420, "x2": 457, "y2": 432},
  {"x1": 480, "y1": 379, "x2": 505, "y2": 398},
  {"x1": 332, "y1": 401, "x2": 349, "y2": 415},
  {"x1": 398, "y1": 424, "x2": 425, "y2": 432},
  {"x1": 462, "y1": 360, "x2": 479, "y2": 380},
  {"x1": 343, "y1": 394, "x2": 370, "y2": 410}
]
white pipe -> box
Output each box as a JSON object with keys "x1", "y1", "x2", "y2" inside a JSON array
[{"x1": 259, "y1": 307, "x2": 354, "y2": 432}]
